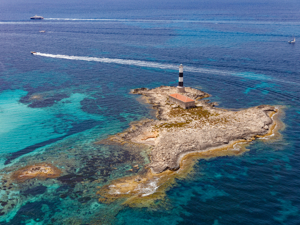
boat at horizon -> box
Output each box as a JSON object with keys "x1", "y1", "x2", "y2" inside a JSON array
[
  {"x1": 288, "y1": 37, "x2": 296, "y2": 44},
  {"x1": 30, "y1": 15, "x2": 44, "y2": 20}
]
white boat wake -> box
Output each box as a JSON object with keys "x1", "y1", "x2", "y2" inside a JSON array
[
  {"x1": 33, "y1": 52, "x2": 234, "y2": 76},
  {"x1": 32, "y1": 52, "x2": 300, "y2": 90}
]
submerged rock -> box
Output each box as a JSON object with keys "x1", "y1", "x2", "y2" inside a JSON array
[{"x1": 21, "y1": 185, "x2": 47, "y2": 196}]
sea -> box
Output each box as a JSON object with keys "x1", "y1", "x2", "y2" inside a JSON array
[{"x1": 0, "y1": 0, "x2": 300, "y2": 224}]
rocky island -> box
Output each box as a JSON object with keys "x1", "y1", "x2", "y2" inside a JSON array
[
  {"x1": 97, "y1": 85, "x2": 279, "y2": 204},
  {"x1": 108, "y1": 86, "x2": 277, "y2": 173},
  {"x1": 11, "y1": 163, "x2": 62, "y2": 182}
]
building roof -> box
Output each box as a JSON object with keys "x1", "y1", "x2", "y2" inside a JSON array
[{"x1": 169, "y1": 93, "x2": 195, "y2": 103}]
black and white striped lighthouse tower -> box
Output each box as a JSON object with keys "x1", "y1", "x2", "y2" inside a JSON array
[{"x1": 177, "y1": 64, "x2": 185, "y2": 93}]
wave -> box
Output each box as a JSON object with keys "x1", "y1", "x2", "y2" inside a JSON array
[
  {"x1": 0, "y1": 22, "x2": 43, "y2": 24},
  {"x1": 1, "y1": 19, "x2": 299, "y2": 27},
  {"x1": 45, "y1": 18, "x2": 300, "y2": 25}
]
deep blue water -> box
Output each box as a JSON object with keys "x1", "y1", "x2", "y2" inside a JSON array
[{"x1": 0, "y1": 0, "x2": 300, "y2": 224}]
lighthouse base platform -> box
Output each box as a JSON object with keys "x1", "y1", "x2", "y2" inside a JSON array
[{"x1": 177, "y1": 86, "x2": 185, "y2": 93}]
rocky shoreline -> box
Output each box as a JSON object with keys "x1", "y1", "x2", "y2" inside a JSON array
[{"x1": 107, "y1": 86, "x2": 278, "y2": 174}]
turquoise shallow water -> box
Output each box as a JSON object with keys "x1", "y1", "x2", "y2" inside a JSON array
[{"x1": 0, "y1": 0, "x2": 300, "y2": 224}]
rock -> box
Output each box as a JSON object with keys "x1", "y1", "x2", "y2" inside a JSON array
[
  {"x1": 11, "y1": 163, "x2": 62, "y2": 182},
  {"x1": 135, "y1": 177, "x2": 141, "y2": 182},
  {"x1": 130, "y1": 88, "x2": 149, "y2": 94}
]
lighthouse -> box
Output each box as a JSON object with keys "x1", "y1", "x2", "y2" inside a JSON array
[{"x1": 177, "y1": 64, "x2": 185, "y2": 93}]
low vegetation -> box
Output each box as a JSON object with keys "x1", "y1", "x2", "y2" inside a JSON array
[
  {"x1": 168, "y1": 106, "x2": 212, "y2": 119},
  {"x1": 152, "y1": 106, "x2": 227, "y2": 131}
]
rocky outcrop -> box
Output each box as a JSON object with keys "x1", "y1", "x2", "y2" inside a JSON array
[
  {"x1": 11, "y1": 163, "x2": 62, "y2": 182},
  {"x1": 112, "y1": 86, "x2": 277, "y2": 173},
  {"x1": 149, "y1": 105, "x2": 275, "y2": 173}
]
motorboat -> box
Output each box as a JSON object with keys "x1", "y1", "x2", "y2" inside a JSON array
[
  {"x1": 31, "y1": 51, "x2": 37, "y2": 55},
  {"x1": 288, "y1": 38, "x2": 296, "y2": 44},
  {"x1": 30, "y1": 15, "x2": 44, "y2": 20}
]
